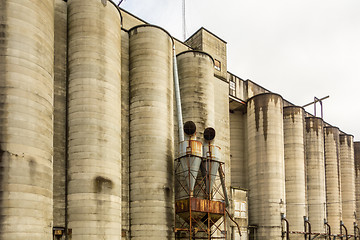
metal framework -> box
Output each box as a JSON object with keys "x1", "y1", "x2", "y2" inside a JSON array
[{"x1": 174, "y1": 154, "x2": 227, "y2": 239}]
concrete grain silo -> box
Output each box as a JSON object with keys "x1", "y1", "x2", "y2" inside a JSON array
[
  {"x1": 177, "y1": 50, "x2": 215, "y2": 136},
  {"x1": 53, "y1": 0, "x2": 68, "y2": 233},
  {"x1": 129, "y1": 25, "x2": 174, "y2": 240},
  {"x1": 247, "y1": 93, "x2": 285, "y2": 239},
  {"x1": 0, "y1": 0, "x2": 54, "y2": 238},
  {"x1": 339, "y1": 134, "x2": 356, "y2": 230},
  {"x1": 324, "y1": 126, "x2": 342, "y2": 234},
  {"x1": 355, "y1": 142, "x2": 360, "y2": 223},
  {"x1": 305, "y1": 117, "x2": 326, "y2": 234},
  {"x1": 283, "y1": 106, "x2": 306, "y2": 238},
  {"x1": 67, "y1": 0, "x2": 122, "y2": 239}
]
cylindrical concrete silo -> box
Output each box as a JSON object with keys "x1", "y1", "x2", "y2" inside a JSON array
[
  {"x1": 247, "y1": 93, "x2": 285, "y2": 239},
  {"x1": 53, "y1": 0, "x2": 68, "y2": 231},
  {"x1": 129, "y1": 25, "x2": 174, "y2": 240},
  {"x1": 283, "y1": 106, "x2": 306, "y2": 238},
  {"x1": 67, "y1": 0, "x2": 122, "y2": 239},
  {"x1": 324, "y1": 126, "x2": 342, "y2": 234},
  {"x1": 177, "y1": 50, "x2": 215, "y2": 137},
  {"x1": 305, "y1": 117, "x2": 326, "y2": 234},
  {"x1": 0, "y1": 0, "x2": 54, "y2": 238},
  {"x1": 339, "y1": 134, "x2": 355, "y2": 228},
  {"x1": 355, "y1": 142, "x2": 360, "y2": 223}
]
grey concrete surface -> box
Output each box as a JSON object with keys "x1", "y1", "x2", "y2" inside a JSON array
[
  {"x1": 324, "y1": 126, "x2": 342, "y2": 234},
  {"x1": 305, "y1": 117, "x2": 326, "y2": 234},
  {"x1": 340, "y1": 134, "x2": 356, "y2": 229},
  {"x1": 247, "y1": 93, "x2": 285, "y2": 240},
  {"x1": 283, "y1": 106, "x2": 306, "y2": 239},
  {"x1": 67, "y1": 0, "x2": 122, "y2": 239},
  {"x1": 53, "y1": 0, "x2": 67, "y2": 231},
  {"x1": 129, "y1": 25, "x2": 174, "y2": 240},
  {"x1": 0, "y1": 0, "x2": 54, "y2": 239}
]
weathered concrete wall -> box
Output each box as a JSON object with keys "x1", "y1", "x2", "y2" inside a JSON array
[
  {"x1": 246, "y1": 80, "x2": 270, "y2": 99},
  {"x1": 0, "y1": 0, "x2": 54, "y2": 238},
  {"x1": 339, "y1": 134, "x2": 355, "y2": 229},
  {"x1": 174, "y1": 39, "x2": 190, "y2": 54},
  {"x1": 121, "y1": 29, "x2": 130, "y2": 240},
  {"x1": 120, "y1": 9, "x2": 146, "y2": 31},
  {"x1": 230, "y1": 110, "x2": 247, "y2": 189},
  {"x1": 283, "y1": 107, "x2": 306, "y2": 238},
  {"x1": 355, "y1": 142, "x2": 360, "y2": 223},
  {"x1": 67, "y1": 0, "x2": 122, "y2": 239},
  {"x1": 129, "y1": 25, "x2": 174, "y2": 240},
  {"x1": 213, "y1": 76, "x2": 231, "y2": 239},
  {"x1": 324, "y1": 126, "x2": 342, "y2": 234},
  {"x1": 185, "y1": 28, "x2": 227, "y2": 80},
  {"x1": 247, "y1": 93, "x2": 285, "y2": 240},
  {"x1": 305, "y1": 117, "x2": 326, "y2": 234},
  {"x1": 228, "y1": 73, "x2": 247, "y2": 101},
  {"x1": 53, "y1": 0, "x2": 67, "y2": 231}
]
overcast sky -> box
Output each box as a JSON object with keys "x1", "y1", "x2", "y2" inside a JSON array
[{"x1": 118, "y1": 0, "x2": 360, "y2": 141}]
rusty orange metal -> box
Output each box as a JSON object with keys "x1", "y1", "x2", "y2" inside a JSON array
[{"x1": 175, "y1": 198, "x2": 225, "y2": 227}]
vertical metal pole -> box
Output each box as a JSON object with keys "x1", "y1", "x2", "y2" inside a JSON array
[
  {"x1": 173, "y1": 46, "x2": 184, "y2": 142},
  {"x1": 189, "y1": 195, "x2": 192, "y2": 240},
  {"x1": 325, "y1": 220, "x2": 331, "y2": 240},
  {"x1": 354, "y1": 222, "x2": 357, "y2": 240},
  {"x1": 314, "y1": 97, "x2": 317, "y2": 117},
  {"x1": 320, "y1": 100, "x2": 323, "y2": 119},
  {"x1": 182, "y1": 0, "x2": 186, "y2": 40}
]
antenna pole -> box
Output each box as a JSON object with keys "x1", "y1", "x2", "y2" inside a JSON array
[{"x1": 182, "y1": 0, "x2": 186, "y2": 40}]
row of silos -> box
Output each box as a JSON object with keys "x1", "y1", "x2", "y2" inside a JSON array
[
  {"x1": 231, "y1": 92, "x2": 358, "y2": 239},
  {"x1": 0, "y1": 0, "x2": 223, "y2": 238}
]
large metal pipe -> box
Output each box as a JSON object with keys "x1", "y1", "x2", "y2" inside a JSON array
[
  {"x1": 0, "y1": 0, "x2": 54, "y2": 238},
  {"x1": 173, "y1": 46, "x2": 184, "y2": 142},
  {"x1": 339, "y1": 134, "x2": 356, "y2": 229},
  {"x1": 67, "y1": 0, "x2": 122, "y2": 239},
  {"x1": 283, "y1": 106, "x2": 306, "y2": 239},
  {"x1": 355, "y1": 142, "x2": 360, "y2": 224},
  {"x1": 129, "y1": 24, "x2": 174, "y2": 240},
  {"x1": 305, "y1": 117, "x2": 326, "y2": 234},
  {"x1": 247, "y1": 93, "x2": 285, "y2": 239},
  {"x1": 324, "y1": 126, "x2": 342, "y2": 235}
]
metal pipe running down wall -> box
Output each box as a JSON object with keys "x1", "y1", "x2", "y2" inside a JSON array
[
  {"x1": 304, "y1": 216, "x2": 312, "y2": 240},
  {"x1": 173, "y1": 45, "x2": 184, "y2": 142},
  {"x1": 281, "y1": 214, "x2": 290, "y2": 240},
  {"x1": 340, "y1": 221, "x2": 349, "y2": 240}
]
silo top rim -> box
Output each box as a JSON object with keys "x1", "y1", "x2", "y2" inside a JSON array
[
  {"x1": 129, "y1": 24, "x2": 174, "y2": 45},
  {"x1": 305, "y1": 116, "x2": 323, "y2": 121},
  {"x1": 283, "y1": 105, "x2": 305, "y2": 111},
  {"x1": 108, "y1": 0, "x2": 123, "y2": 24},
  {"x1": 324, "y1": 126, "x2": 340, "y2": 130},
  {"x1": 176, "y1": 50, "x2": 215, "y2": 65},
  {"x1": 247, "y1": 92, "x2": 283, "y2": 103},
  {"x1": 339, "y1": 133, "x2": 354, "y2": 138}
]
